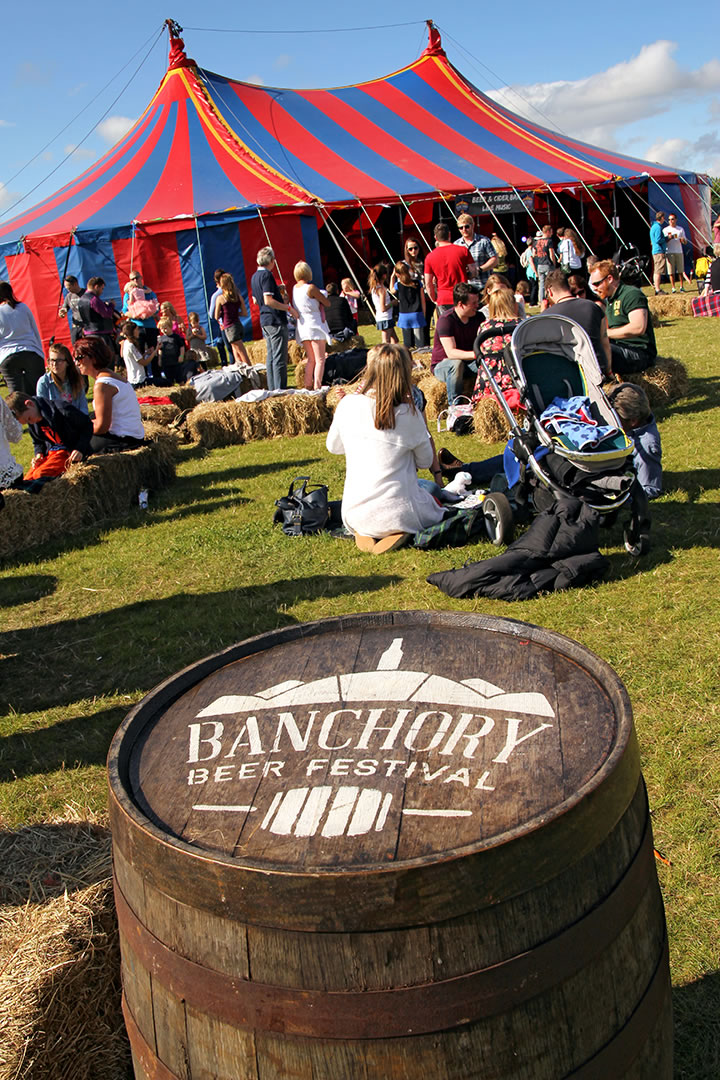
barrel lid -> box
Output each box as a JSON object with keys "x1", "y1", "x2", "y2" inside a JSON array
[{"x1": 109, "y1": 612, "x2": 637, "y2": 882}]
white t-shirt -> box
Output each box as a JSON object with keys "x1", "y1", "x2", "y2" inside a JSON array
[
  {"x1": 663, "y1": 225, "x2": 686, "y2": 254},
  {"x1": 326, "y1": 393, "x2": 443, "y2": 537},
  {"x1": 122, "y1": 340, "x2": 147, "y2": 386}
]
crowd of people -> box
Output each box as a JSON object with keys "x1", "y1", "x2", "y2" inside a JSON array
[{"x1": 0, "y1": 208, "x2": 695, "y2": 519}]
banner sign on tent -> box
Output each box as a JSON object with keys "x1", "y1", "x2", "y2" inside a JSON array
[{"x1": 455, "y1": 192, "x2": 534, "y2": 215}]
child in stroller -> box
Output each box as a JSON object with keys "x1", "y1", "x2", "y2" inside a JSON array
[{"x1": 456, "y1": 313, "x2": 651, "y2": 553}]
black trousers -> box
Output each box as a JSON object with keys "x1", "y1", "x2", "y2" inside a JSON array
[{"x1": 610, "y1": 342, "x2": 654, "y2": 374}]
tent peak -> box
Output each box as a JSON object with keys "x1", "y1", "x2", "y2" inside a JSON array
[
  {"x1": 165, "y1": 18, "x2": 194, "y2": 70},
  {"x1": 421, "y1": 20, "x2": 445, "y2": 58}
]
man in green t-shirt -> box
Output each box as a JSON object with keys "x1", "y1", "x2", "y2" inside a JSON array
[{"x1": 588, "y1": 260, "x2": 656, "y2": 374}]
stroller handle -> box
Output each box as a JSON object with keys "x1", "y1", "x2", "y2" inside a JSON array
[{"x1": 473, "y1": 322, "x2": 519, "y2": 356}]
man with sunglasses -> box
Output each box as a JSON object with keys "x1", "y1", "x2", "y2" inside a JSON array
[
  {"x1": 454, "y1": 213, "x2": 498, "y2": 290},
  {"x1": 588, "y1": 261, "x2": 656, "y2": 374}
]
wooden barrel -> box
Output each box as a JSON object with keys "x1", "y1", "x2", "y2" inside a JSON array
[{"x1": 108, "y1": 611, "x2": 672, "y2": 1079}]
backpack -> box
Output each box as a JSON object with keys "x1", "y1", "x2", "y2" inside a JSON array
[{"x1": 273, "y1": 476, "x2": 330, "y2": 536}]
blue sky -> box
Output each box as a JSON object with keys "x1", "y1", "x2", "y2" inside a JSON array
[{"x1": 2, "y1": 0, "x2": 719, "y2": 221}]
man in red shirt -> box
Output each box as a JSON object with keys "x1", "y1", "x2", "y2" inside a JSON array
[{"x1": 424, "y1": 222, "x2": 472, "y2": 314}]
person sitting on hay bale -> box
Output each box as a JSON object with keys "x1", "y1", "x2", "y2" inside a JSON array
[
  {"x1": 326, "y1": 343, "x2": 444, "y2": 553},
  {"x1": 74, "y1": 337, "x2": 145, "y2": 453},
  {"x1": 588, "y1": 261, "x2": 656, "y2": 374},
  {"x1": 471, "y1": 288, "x2": 522, "y2": 406},
  {"x1": 431, "y1": 282, "x2": 483, "y2": 405},
  {"x1": 7, "y1": 392, "x2": 92, "y2": 491},
  {"x1": 324, "y1": 282, "x2": 357, "y2": 343}
]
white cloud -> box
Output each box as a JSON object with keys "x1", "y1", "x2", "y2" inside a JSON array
[
  {"x1": 96, "y1": 115, "x2": 135, "y2": 145},
  {"x1": 246, "y1": 73, "x2": 265, "y2": 86},
  {"x1": 0, "y1": 182, "x2": 19, "y2": 210},
  {"x1": 488, "y1": 41, "x2": 720, "y2": 152},
  {"x1": 0, "y1": 120, "x2": 15, "y2": 128},
  {"x1": 645, "y1": 132, "x2": 720, "y2": 175},
  {"x1": 64, "y1": 143, "x2": 96, "y2": 161},
  {"x1": 41, "y1": 150, "x2": 53, "y2": 162}
]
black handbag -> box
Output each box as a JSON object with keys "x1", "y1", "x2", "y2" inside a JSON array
[{"x1": 274, "y1": 476, "x2": 330, "y2": 536}]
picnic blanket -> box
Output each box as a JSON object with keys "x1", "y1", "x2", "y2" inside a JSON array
[{"x1": 691, "y1": 292, "x2": 720, "y2": 318}]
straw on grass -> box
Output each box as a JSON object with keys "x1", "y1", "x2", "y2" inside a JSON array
[
  {"x1": 0, "y1": 423, "x2": 179, "y2": 560},
  {"x1": 472, "y1": 396, "x2": 512, "y2": 442},
  {"x1": 138, "y1": 403, "x2": 180, "y2": 425},
  {"x1": 623, "y1": 355, "x2": 689, "y2": 407},
  {"x1": 134, "y1": 385, "x2": 197, "y2": 410},
  {"x1": 647, "y1": 294, "x2": 693, "y2": 318},
  {"x1": 0, "y1": 810, "x2": 129, "y2": 1080},
  {"x1": 186, "y1": 394, "x2": 333, "y2": 449}
]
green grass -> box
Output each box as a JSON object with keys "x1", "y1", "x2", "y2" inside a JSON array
[{"x1": 1, "y1": 317, "x2": 719, "y2": 1077}]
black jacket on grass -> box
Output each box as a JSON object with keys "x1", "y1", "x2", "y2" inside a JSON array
[
  {"x1": 26, "y1": 396, "x2": 93, "y2": 458},
  {"x1": 427, "y1": 496, "x2": 608, "y2": 601}
]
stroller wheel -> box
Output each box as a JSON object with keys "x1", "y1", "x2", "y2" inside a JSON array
[
  {"x1": 483, "y1": 493, "x2": 514, "y2": 546},
  {"x1": 624, "y1": 529, "x2": 650, "y2": 557}
]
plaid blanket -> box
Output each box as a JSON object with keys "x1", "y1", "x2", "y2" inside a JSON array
[{"x1": 691, "y1": 292, "x2": 720, "y2": 317}]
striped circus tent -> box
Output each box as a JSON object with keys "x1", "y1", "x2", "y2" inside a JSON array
[{"x1": 0, "y1": 22, "x2": 706, "y2": 348}]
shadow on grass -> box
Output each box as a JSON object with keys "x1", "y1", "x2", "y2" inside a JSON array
[
  {"x1": 673, "y1": 971, "x2": 720, "y2": 1079},
  {"x1": 0, "y1": 455, "x2": 323, "y2": 569},
  {"x1": 0, "y1": 574, "x2": 58, "y2": 607},
  {"x1": 0, "y1": 574, "x2": 401, "y2": 778},
  {"x1": 662, "y1": 374, "x2": 720, "y2": 418}
]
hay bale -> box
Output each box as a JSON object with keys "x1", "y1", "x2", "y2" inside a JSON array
[
  {"x1": 647, "y1": 293, "x2": 693, "y2": 318},
  {"x1": 288, "y1": 340, "x2": 305, "y2": 366},
  {"x1": 0, "y1": 424, "x2": 179, "y2": 561},
  {"x1": 622, "y1": 355, "x2": 689, "y2": 408},
  {"x1": 0, "y1": 812, "x2": 129, "y2": 1080},
  {"x1": 245, "y1": 339, "x2": 267, "y2": 365},
  {"x1": 138, "y1": 402, "x2": 180, "y2": 424},
  {"x1": 411, "y1": 347, "x2": 433, "y2": 370},
  {"x1": 135, "y1": 384, "x2": 197, "y2": 410},
  {"x1": 472, "y1": 396, "x2": 512, "y2": 443},
  {"x1": 186, "y1": 394, "x2": 333, "y2": 449},
  {"x1": 417, "y1": 374, "x2": 448, "y2": 421},
  {"x1": 327, "y1": 333, "x2": 365, "y2": 354},
  {"x1": 294, "y1": 358, "x2": 307, "y2": 389}
]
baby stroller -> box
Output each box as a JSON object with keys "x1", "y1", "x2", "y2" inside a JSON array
[{"x1": 474, "y1": 313, "x2": 650, "y2": 554}]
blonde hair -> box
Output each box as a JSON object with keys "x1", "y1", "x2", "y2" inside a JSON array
[
  {"x1": 456, "y1": 213, "x2": 474, "y2": 227},
  {"x1": 294, "y1": 261, "x2": 313, "y2": 283},
  {"x1": 491, "y1": 234, "x2": 507, "y2": 258},
  {"x1": 482, "y1": 273, "x2": 512, "y2": 304},
  {"x1": 487, "y1": 288, "x2": 518, "y2": 321},
  {"x1": 157, "y1": 317, "x2": 174, "y2": 333},
  {"x1": 160, "y1": 301, "x2": 177, "y2": 317},
  {"x1": 361, "y1": 343, "x2": 415, "y2": 430},
  {"x1": 219, "y1": 273, "x2": 239, "y2": 302}
]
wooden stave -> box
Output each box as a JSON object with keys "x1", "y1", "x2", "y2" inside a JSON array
[
  {"x1": 107, "y1": 611, "x2": 639, "y2": 933},
  {"x1": 115, "y1": 780, "x2": 671, "y2": 1078}
]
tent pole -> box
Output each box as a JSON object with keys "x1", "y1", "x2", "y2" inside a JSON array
[
  {"x1": 580, "y1": 182, "x2": 654, "y2": 289},
  {"x1": 317, "y1": 205, "x2": 375, "y2": 320},
  {"x1": 398, "y1": 194, "x2": 433, "y2": 253},
  {"x1": 358, "y1": 200, "x2": 397, "y2": 266},
  {"x1": 129, "y1": 223, "x2": 136, "y2": 277},
  {"x1": 647, "y1": 175, "x2": 711, "y2": 245},
  {"x1": 321, "y1": 206, "x2": 373, "y2": 273},
  {"x1": 545, "y1": 186, "x2": 597, "y2": 257},
  {"x1": 50, "y1": 227, "x2": 76, "y2": 347},
  {"x1": 508, "y1": 183, "x2": 545, "y2": 239},
  {"x1": 193, "y1": 213, "x2": 212, "y2": 340},
  {"x1": 473, "y1": 189, "x2": 522, "y2": 260},
  {"x1": 673, "y1": 176, "x2": 714, "y2": 247},
  {"x1": 256, "y1": 207, "x2": 288, "y2": 290}
]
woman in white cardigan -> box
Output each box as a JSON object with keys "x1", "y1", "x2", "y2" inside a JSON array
[{"x1": 327, "y1": 343, "x2": 444, "y2": 552}]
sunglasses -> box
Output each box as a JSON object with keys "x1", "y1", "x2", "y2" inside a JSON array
[
  {"x1": 407, "y1": 246, "x2": 419, "y2": 251},
  {"x1": 589, "y1": 274, "x2": 610, "y2": 291},
  {"x1": 460, "y1": 224, "x2": 474, "y2": 229}
]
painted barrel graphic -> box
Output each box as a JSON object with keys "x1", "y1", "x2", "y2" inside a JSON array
[{"x1": 107, "y1": 611, "x2": 672, "y2": 1079}]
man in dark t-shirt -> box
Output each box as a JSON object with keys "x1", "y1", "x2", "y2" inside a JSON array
[
  {"x1": 250, "y1": 247, "x2": 298, "y2": 390},
  {"x1": 431, "y1": 282, "x2": 483, "y2": 404},
  {"x1": 588, "y1": 260, "x2": 656, "y2": 373},
  {"x1": 544, "y1": 270, "x2": 611, "y2": 374}
]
